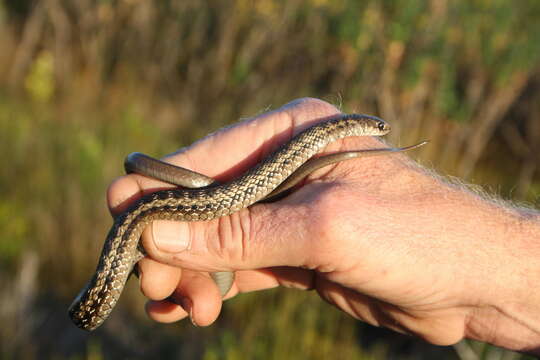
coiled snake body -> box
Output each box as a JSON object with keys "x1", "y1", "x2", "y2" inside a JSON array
[{"x1": 68, "y1": 114, "x2": 426, "y2": 331}]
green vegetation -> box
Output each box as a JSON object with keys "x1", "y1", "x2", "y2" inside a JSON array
[{"x1": 0, "y1": 0, "x2": 538, "y2": 359}]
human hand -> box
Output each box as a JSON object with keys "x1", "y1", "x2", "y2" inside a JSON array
[{"x1": 107, "y1": 98, "x2": 540, "y2": 352}]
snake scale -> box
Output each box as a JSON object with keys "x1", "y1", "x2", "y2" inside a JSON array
[{"x1": 68, "y1": 113, "x2": 426, "y2": 331}]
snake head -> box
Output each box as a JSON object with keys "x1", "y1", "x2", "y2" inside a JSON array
[{"x1": 343, "y1": 114, "x2": 391, "y2": 136}]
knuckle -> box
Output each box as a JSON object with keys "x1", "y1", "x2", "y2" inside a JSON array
[{"x1": 207, "y1": 209, "x2": 254, "y2": 266}]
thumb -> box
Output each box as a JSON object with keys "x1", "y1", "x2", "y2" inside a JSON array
[
  {"x1": 139, "y1": 199, "x2": 318, "y2": 326},
  {"x1": 141, "y1": 197, "x2": 315, "y2": 272}
]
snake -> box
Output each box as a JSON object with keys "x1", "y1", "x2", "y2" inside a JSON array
[{"x1": 68, "y1": 113, "x2": 427, "y2": 331}]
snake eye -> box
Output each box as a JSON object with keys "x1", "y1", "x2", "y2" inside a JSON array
[{"x1": 377, "y1": 121, "x2": 386, "y2": 131}]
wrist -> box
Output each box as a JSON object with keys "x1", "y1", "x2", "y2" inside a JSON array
[
  {"x1": 463, "y1": 206, "x2": 540, "y2": 353},
  {"x1": 381, "y1": 165, "x2": 540, "y2": 352}
]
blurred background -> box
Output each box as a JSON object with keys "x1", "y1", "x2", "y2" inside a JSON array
[{"x1": 0, "y1": 0, "x2": 539, "y2": 359}]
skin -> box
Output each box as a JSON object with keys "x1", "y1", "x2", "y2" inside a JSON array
[{"x1": 108, "y1": 98, "x2": 540, "y2": 353}]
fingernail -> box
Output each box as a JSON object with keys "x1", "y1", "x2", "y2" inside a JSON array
[
  {"x1": 179, "y1": 297, "x2": 197, "y2": 327},
  {"x1": 134, "y1": 264, "x2": 142, "y2": 282},
  {"x1": 152, "y1": 220, "x2": 191, "y2": 253}
]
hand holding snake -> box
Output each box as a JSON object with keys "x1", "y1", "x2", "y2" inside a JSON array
[{"x1": 70, "y1": 98, "x2": 540, "y2": 354}]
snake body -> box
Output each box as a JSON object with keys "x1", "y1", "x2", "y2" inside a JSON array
[{"x1": 68, "y1": 114, "x2": 424, "y2": 331}]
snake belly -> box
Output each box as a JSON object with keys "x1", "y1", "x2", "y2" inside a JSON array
[{"x1": 68, "y1": 114, "x2": 390, "y2": 331}]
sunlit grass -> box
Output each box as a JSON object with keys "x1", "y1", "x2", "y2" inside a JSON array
[{"x1": 0, "y1": 0, "x2": 538, "y2": 358}]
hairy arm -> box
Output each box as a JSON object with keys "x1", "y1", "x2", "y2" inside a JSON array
[{"x1": 108, "y1": 98, "x2": 540, "y2": 353}]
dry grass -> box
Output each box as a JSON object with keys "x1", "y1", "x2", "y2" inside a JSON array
[{"x1": 0, "y1": 0, "x2": 538, "y2": 359}]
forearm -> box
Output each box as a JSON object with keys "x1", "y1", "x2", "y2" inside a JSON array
[
  {"x1": 422, "y1": 176, "x2": 540, "y2": 353},
  {"x1": 461, "y1": 198, "x2": 540, "y2": 353}
]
